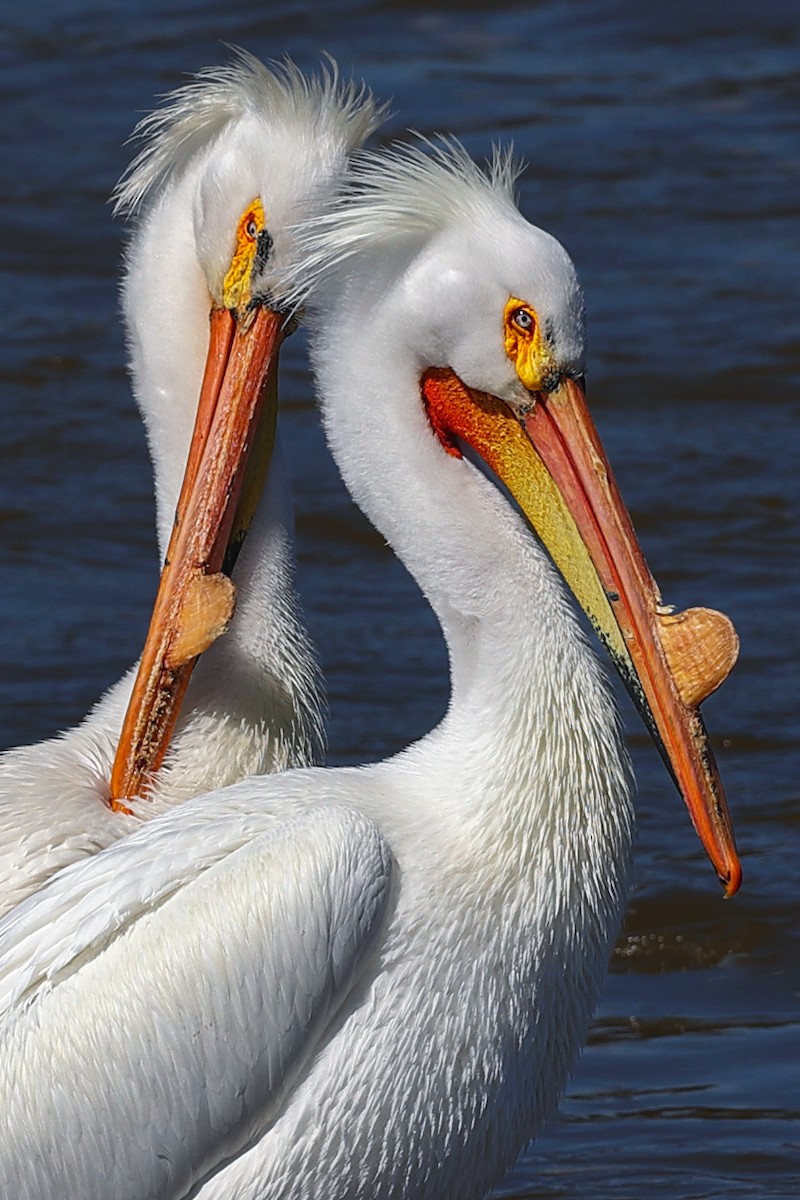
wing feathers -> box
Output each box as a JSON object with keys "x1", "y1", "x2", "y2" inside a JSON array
[{"x1": 0, "y1": 804, "x2": 391, "y2": 1200}]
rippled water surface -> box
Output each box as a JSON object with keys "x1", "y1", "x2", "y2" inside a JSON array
[{"x1": 1, "y1": 2, "x2": 798, "y2": 1196}]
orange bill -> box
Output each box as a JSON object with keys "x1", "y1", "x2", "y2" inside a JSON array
[
  {"x1": 109, "y1": 303, "x2": 284, "y2": 808},
  {"x1": 421, "y1": 367, "x2": 741, "y2": 895}
]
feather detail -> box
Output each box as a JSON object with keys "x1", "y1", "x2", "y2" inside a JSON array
[
  {"x1": 113, "y1": 51, "x2": 386, "y2": 219},
  {"x1": 280, "y1": 138, "x2": 524, "y2": 307}
]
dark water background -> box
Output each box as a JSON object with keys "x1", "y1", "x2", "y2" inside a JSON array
[{"x1": 1, "y1": 2, "x2": 798, "y2": 1196}]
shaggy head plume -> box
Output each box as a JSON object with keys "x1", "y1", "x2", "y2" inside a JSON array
[
  {"x1": 113, "y1": 51, "x2": 385, "y2": 220},
  {"x1": 280, "y1": 138, "x2": 524, "y2": 307}
]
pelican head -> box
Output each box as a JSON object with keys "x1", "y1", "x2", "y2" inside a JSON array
[
  {"x1": 289, "y1": 141, "x2": 741, "y2": 894},
  {"x1": 108, "y1": 54, "x2": 383, "y2": 805}
]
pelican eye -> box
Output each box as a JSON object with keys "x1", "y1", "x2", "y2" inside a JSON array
[
  {"x1": 503, "y1": 297, "x2": 554, "y2": 391},
  {"x1": 222, "y1": 197, "x2": 267, "y2": 311},
  {"x1": 511, "y1": 307, "x2": 535, "y2": 336}
]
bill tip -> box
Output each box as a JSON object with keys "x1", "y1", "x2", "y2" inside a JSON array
[{"x1": 722, "y1": 858, "x2": 743, "y2": 898}]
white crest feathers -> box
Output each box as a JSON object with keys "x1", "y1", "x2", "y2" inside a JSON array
[
  {"x1": 113, "y1": 51, "x2": 385, "y2": 219},
  {"x1": 281, "y1": 138, "x2": 524, "y2": 306}
]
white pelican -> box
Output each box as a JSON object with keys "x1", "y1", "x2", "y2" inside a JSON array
[
  {"x1": 0, "y1": 143, "x2": 740, "y2": 1198},
  {"x1": 0, "y1": 56, "x2": 384, "y2": 917}
]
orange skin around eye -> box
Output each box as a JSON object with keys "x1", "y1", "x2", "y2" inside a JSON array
[
  {"x1": 222, "y1": 197, "x2": 267, "y2": 313},
  {"x1": 503, "y1": 297, "x2": 559, "y2": 392}
]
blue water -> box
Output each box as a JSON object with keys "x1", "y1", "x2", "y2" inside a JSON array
[{"x1": 1, "y1": 2, "x2": 798, "y2": 1196}]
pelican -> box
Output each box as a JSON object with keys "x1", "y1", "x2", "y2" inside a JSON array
[
  {"x1": 0, "y1": 143, "x2": 740, "y2": 1198},
  {"x1": 0, "y1": 55, "x2": 383, "y2": 916}
]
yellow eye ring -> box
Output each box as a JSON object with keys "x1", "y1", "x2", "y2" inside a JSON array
[
  {"x1": 222, "y1": 198, "x2": 266, "y2": 311},
  {"x1": 503, "y1": 297, "x2": 556, "y2": 391}
]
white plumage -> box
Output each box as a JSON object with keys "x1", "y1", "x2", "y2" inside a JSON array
[
  {"x1": 0, "y1": 140, "x2": 737, "y2": 1197},
  {"x1": 0, "y1": 55, "x2": 383, "y2": 915}
]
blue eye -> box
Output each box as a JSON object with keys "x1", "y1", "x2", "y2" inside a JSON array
[{"x1": 512, "y1": 308, "x2": 534, "y2": 333}]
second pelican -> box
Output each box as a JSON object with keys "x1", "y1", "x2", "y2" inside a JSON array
[{"x1": 0, "y1": 55, "x2": 382, "y2": 915}]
